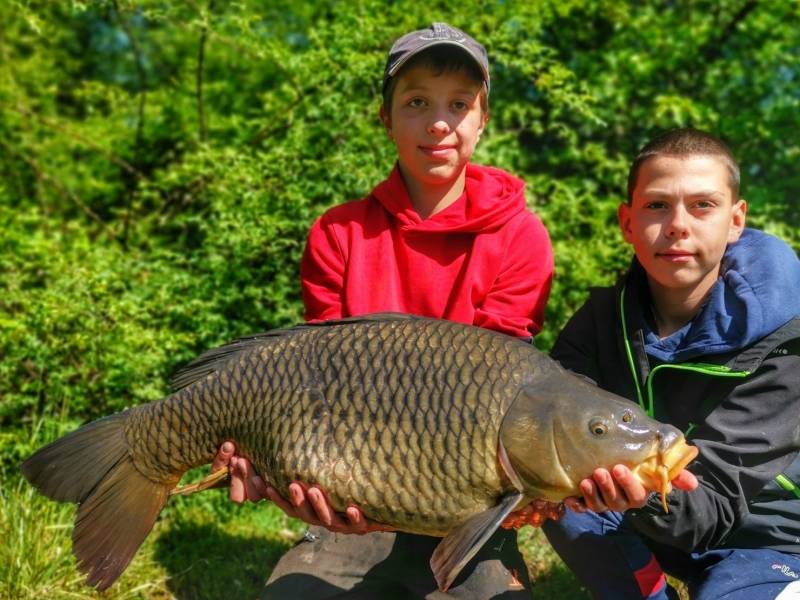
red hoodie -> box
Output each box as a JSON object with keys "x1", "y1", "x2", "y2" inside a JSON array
[{"x1": 301, "y1": 163, "x2": 553, "y2": 338}]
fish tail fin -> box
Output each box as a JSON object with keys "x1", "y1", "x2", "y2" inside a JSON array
[{"x1": 21, "y1": 412, "x2": 176, "y2": 591}]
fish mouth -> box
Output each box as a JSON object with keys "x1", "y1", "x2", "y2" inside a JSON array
[{"x1": 630, "y1": 438, "x2": 699, "y2": 512}]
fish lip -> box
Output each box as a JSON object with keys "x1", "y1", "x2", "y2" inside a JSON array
[
  {"x1": 661, "y1": 439, "x2": 699, "y2": 479},
  {"x1": 631, "y1": 438, "x2": 699, "y2": 511},
  {"x1": 635, "y1": 439, "x2": 698, "y2": 479}
]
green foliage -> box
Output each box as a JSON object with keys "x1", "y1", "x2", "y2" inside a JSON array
[{"x1": 1, "y1": 0, "x2": 798, "y2": 596}]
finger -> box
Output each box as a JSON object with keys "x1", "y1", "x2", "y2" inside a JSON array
[
  {"x1": 345, "y1": 506, "x2": 369, "y2": 534},
  {"x1": 288, "y1": 483, "x2": 322, "y2": 526},
  {"x1": 211, "y1": 441, "x2": 235, "y2": 472},
  {"x1": 228, "y1": 457, "x2": 247, "y2": 504},
  {"x1": 265, "y1": 485, "x2": 298, "y2": 518},
  {"x1": 580, "y1": 478, "x2": 607, "y2": 513},
  {"x1": 672, "y1": 469, "x2": 699, "y2": 491},
  {"x1": 252, "y1": 475, "x2": 270, "y2": 499},
  {"x1": 306, "y1": 487, "x2": 335, "y2": 527},
  {"x1": 592, "y1": 468, "x2": 621, "y2": 509},
  {"x1": 345, "y1": 506, "x2": 395, "y2": 534},
  {"x1": 611, "y1": 464, "x2": 648, "y2": 507},
  {"x1": 239, "y1": 460, "x2": 264, "y2": 503}
]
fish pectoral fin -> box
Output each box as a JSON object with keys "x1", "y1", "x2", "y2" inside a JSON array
[
  {"x1": 430, "y1": 490, "x2": 523, "y2": 592},
  {"x1": 170, "y1": 467, "x2": 230, "y2": 496}
]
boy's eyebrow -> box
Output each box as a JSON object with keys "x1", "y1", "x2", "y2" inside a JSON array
[
  {"x1": 685, "y1": 190, "x2": 726, "y2": 198},
  {"x1": 641, "y1": 188, "x2": 726, "y2": 198},
  {"x1": 396, "y1": 83, "x2": 480, "y2": 96}
]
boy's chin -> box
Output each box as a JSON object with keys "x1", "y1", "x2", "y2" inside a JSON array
[{"x1": 420, "y1": 164, "x2": 466, "y2": 182}]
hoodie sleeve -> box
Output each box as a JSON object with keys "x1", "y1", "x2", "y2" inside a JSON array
[
  {"x1": 301, "y1": 215, "x2": 345, "y2": 322},
  {"x1": 625, "y1": 352, "x2": 800, "y2": 552},
  {"x1": 474, "y1": 213, "x2": 554, "y2": 337}
]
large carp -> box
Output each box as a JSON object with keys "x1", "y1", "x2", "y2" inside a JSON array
[{"x1": 22, "y1": 314, "x2": 697, "y2": 592}]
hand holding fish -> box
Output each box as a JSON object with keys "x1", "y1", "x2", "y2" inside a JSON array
[
  {"x1": 570, "y1": 464, "x2": 699, "y2": 513},
  {"x1": 215, "y1": 443, "x2": 564, "y2": 532},
  {"x1": 212, "y1": 441, "x2": 269, "y2": 503},
  {"x1": 266, "y1": 483, "x2": 397, "y2": 534},
  {"x1": 213, "y1": 442, "x2": 394, "y2": 534}
]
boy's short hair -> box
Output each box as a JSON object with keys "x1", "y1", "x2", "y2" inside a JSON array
[
  {"x1": 627, "y1": 128, "x2": 741, "y2": 203},
  {"x1": 382, "y1": 23, "x2": 490, "y2": 114}
]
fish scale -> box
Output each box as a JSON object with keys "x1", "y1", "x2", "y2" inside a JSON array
[
  {"x1": 173, "y1": 318, "x2": 520, "y2": 534},
  {"x1": 21, "y1": 313, "x2": 698, "y2": 592}
]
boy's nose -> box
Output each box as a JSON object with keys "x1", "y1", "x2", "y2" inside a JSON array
[
  {"x1": 665, "y1": 207, "x2": 690, "y2": 238},
  {"x1": 428, "y1": 119, "x2": 450, "y2": 136}
]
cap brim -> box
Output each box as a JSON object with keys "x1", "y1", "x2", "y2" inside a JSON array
[{"x1": 386, "y1": 40, "x2": 490, "y2": 89}]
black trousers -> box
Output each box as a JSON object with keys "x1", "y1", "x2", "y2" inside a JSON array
[{"x1": 262, "y1": 527, "x2": 532, "y2": 599}]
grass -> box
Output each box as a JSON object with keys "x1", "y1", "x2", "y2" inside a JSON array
[
  {"x1": 519, "y1": 527, "x2": 590, "y2": 598},
  {"x1": 1, "y1": 459, "x2": 589, "y2": 600},
  {"x1": 0, "y1": 464, "x2": 303, "y2": 600}
]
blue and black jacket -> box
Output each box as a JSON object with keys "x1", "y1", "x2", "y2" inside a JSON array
[{"x1": 551, "y1": 228, "x2": 800, "y2": 554}]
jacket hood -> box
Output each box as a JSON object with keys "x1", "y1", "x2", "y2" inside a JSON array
[
  {"x1": 630, "y1": 228, "x2": 800, "y2": 362},
  {"x1": 371, "y1": 163, "x2": 526, "y2": 234}
]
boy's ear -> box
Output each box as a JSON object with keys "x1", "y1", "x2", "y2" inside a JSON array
[
  {"x1": 477, "y1": 112, "x2": 489, "y2": 140},
  {"x1": 379, "y1": 104, "x2": 392, "y2": 139},
  {"x1": 728, "y1": 198, "x2": 748, "y2": 243},
  {"x1": 618, "y1": 202, "x2": 633, "y2": 243}
]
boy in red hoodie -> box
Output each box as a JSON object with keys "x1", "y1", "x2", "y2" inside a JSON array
[{"x1": 216, "y1": 23, "x2": 555, "y2": 598}]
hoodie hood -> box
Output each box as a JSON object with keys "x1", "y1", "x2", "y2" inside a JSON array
[
  {"x1": 371, "y1": 162, "x2": 526, "y2": 234},
  {"x1": 631, "y1": 228, "x2": 800, "y2": 363}
]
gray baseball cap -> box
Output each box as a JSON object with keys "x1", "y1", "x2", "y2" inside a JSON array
[{"x1": 383, "y1": 23, "x2": 490, "y2": 94}]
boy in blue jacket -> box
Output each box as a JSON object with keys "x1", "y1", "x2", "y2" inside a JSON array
[{"x1": 544, "y1": 128, "x2": 800, "y2": 599}]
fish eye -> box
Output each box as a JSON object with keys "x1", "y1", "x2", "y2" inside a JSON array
[
  {"x1": 622, "y1": 411, "x2": 632, "y2": 423},
  {"x1": 589, "y1": 419, "x2": 608, "y2": 436}
]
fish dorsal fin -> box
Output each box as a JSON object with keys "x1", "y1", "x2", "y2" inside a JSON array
[
  {"x1": 430, "y1": 490, "x2": 523, "y2": 592},
  {"x1": 170, "y1": 313, "x2": 420, "y2": 391},
  {"x1": 170, "y1": 329, "x2": 299, "y2": 391}
]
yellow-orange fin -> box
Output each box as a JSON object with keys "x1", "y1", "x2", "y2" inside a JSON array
[{"x1": 170, "y1": 466, "x2": 230, "y2": 496}]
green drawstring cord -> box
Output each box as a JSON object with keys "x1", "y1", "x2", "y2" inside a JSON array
[{"x1": 776, "y1": 474, "x2": 800, "y2": 499}]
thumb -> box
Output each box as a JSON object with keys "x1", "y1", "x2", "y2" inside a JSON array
[{"x1": 211, "y1": 440, "x2": 236, "y2": 471}]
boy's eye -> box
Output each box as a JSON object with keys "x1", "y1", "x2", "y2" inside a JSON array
[
  {"x1": 644, "y1": 201, "x2": 667, "y2": 210},
  {"x1": 694, "y1": 199, "x2": 715, "y2": 209},
  {"x1": 451, "y1": 100, "x2": 468, "y2": 111},
  {"x1": 408, "y1": 97, "x2": 426, "y2": 108}
]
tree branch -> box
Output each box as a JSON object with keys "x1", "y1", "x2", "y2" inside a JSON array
[
  {"x1": 112, "y1": 0, "x2": 148, "y2": 248},
  {"x1": 701, "y1": 0, "x2": 758, "y2": 63},
  {"x1": 197, "y1": 0, "x2": 216, "y2": 143},
  {"x1": 0, "y1": 138, "x2": 115, "y2": 237},
  {"x1": 0, "y1": 101, "x2": 145, "y2": 179}
]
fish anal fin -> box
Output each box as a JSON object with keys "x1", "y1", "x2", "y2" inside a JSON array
[{"x1": 430, "y1": 490, "x2": 523, "y2": 592}]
